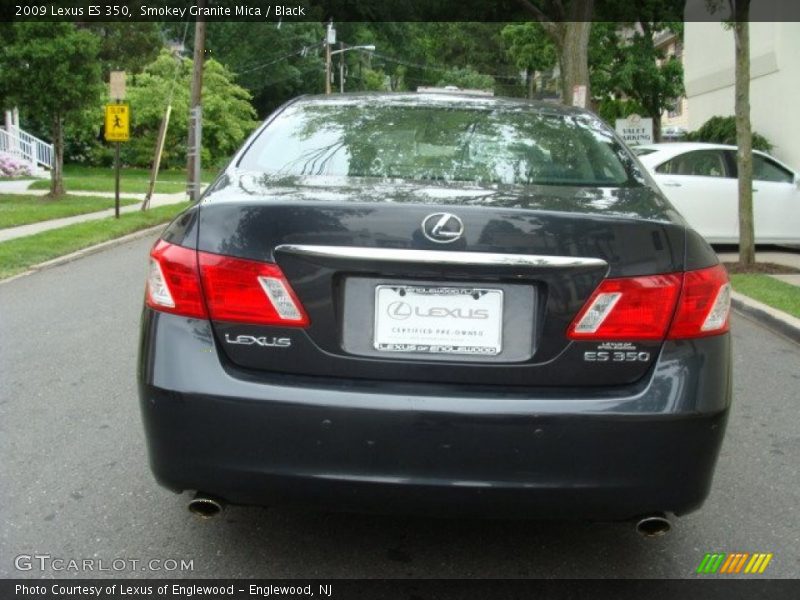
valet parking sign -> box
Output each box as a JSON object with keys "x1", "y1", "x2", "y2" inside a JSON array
[{"x1": 616, "y1": 114, "x2": 654, "y2": 146}]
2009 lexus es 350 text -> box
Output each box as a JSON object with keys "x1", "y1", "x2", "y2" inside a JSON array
[{"x1": 138, "y1": 92, "x2": 732, "y2": 532}]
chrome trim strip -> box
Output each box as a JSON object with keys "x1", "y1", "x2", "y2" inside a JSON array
[{"x1": 275, "y1": 245, "x2": 608, "y2": 269}]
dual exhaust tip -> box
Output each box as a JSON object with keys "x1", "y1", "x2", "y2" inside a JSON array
[
  {"x1": 188, "y1": 493, "x2": 672, "y2": 537},
  {"x1": 188, "y1": 492, "x2": 225, "y2": 519},
  {"x1": 635, "y1": 513, "x2": 671, "y2": 537}
]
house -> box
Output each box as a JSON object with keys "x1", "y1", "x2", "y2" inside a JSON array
[
  {"x1": 655, "y1": 29, "x2": 689, "y2": 139},
  {"x1": 683, "y1": 18, "x2": 800, "y2": 169},
  {"x1": 1, "y1": 108, "x2": 53, "y2": 177}
]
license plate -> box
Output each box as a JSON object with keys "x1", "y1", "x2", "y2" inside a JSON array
[{"x1": 374, "y1": 285, "x2": 503, "y2": 356}]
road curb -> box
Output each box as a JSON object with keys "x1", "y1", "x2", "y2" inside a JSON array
[
  {"x1": 0, "y1": 223, "x2": 165, "y2": 286},
  {"x1": 731, "y1": 290, "x2": 800, "y2": 345}
]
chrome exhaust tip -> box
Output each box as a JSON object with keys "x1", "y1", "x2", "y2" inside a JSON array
[
  {"x1": 635, "y1": 514, "x2": 671, "y2": 537},
  {"x1": 188, "y1": 493, "x2": 225, "y2": 519}
]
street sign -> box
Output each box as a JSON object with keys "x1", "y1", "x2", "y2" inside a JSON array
[
  {"x1": 104, "y1": 104, "x2": 130, "y2": 142},
  {"x1": 571, "y1": 84, "x2": 587, "y2": 109},
  {"x1": 109, "y1": 71, "x2": 126, "y2": 100},
  {"x1": 616, "y1": 114, "x2": 654, "y2": 146}
]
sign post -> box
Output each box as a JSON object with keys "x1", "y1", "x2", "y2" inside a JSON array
[{"x1": 105, "y1": 71, "x2": 128, "y2": 218}]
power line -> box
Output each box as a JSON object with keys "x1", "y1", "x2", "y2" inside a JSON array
[
  {"x1": 166, "y1": 21, "x2": 190, "y2": 105},
  {"x1": 236, "y1": 42, "x2": 324, "y2": 76}
]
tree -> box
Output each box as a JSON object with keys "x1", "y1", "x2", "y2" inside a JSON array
[
  {"x1": 125, "y1": 50, "x2": 257, "y2": 169},
  {"x1": 605, "y1": 26, "x2": 684, "y2": 141},
  {"x1": 705, "y1": 0, "x2": 755, "y2": 265},
  {"x1": 205, "y1": 22, "x2": 324, "y2": 117},
  {"x1": 514, "y1": 0, "x2": 595, "y2": 105},
  {"x1": 501, "y1": 22, "x2": 557, "y2": 98},
  {"x1": 592, "y1": 1, "x2": 685, "y2": 141},
  {"x1": 731, "y1": 0, "x2": 754, "y2": 266},
  {"x1": 0, "y1": 23, "x2": 102, "y2": 197},
  {"x1": 81, "y1": 23, "x2": 163, "y2": 78}
]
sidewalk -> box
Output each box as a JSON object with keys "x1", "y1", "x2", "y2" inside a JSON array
[
  {"x1": 0, "y1": 176, "x2": 194, "y2": 243},
  {"x1": 0, "y1": 191, "x2": 189, "y2": 243},
  {"x1": 0, "y1": 179, "x2": 39, "y2": 193}
]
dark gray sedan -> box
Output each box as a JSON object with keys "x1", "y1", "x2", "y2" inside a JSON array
[{"x1": 138, "y1": 92, "x2": 732, "y2": 535}]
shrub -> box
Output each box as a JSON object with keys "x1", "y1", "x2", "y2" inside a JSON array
[
  {"x1": 0, "y1": 153, "x2": 33, "y2": 178},
  {"x1": 687, "y1": 116, "x2": 773, "y2": 152}
]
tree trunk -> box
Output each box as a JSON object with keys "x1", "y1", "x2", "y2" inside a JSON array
[
  {"x1": 733, "y1": 0, "x2": 755, "y2": 266},
  {"x1": 528, "y1": 69, "x2": 535, "y2": 100},
  {"x1": 653, "y1": 114, "x2": 662, "y2": 143},
  {"x1": 559, "y1": 21, "x2": 592, "y2": 106},
  {"x1": 49, "y1": 114, "x2": 65, "y2": 198},
  {"x1": 515, "y1": 0, "x2": 594, "y2": 106}
]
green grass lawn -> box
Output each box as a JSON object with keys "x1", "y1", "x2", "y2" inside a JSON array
[
  {"x1": 0, "y1": 194, "x2": 137, "y2": 228},
  {"x1": 0, "y1": 202, "x2": 190, "y2": 280},
  {"x1": 731, "y1": 274, "x2": 800, "y2": 319},
  {"x1": 28, "y1": 165, "x2": 214, "y2": 194}
]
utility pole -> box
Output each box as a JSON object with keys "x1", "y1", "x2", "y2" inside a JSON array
[
  {"x1": 324, "y1": 21, "x2": 335, "y2": 95},
  {"x1": 339, "y1": 41, "x2": 345, "y2": 93},
  {"x1": 186, "y1": 0, "x2": 206, "y2": 202}
]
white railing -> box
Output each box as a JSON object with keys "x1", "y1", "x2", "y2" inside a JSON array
[{"x1": 0, "y1": 125, "x2": 53, "y2": 169}]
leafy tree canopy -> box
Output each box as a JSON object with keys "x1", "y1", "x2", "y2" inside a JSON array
[
  {"x1": 0, "y1": 23, "x2": 102, "y2": 122},
  {"x1": 123, "y1": 50, "x2": 259, "y2": 169},
  {"x1": 0, "y1": 22, "x2": 103, "y2": 195},
  {"x1": 81, "y1": 23, "x2": 164, "y2": 78}
]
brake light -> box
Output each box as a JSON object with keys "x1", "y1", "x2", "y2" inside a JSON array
[
  {"x1": 568, "y1": 274, "x2": 682, "y2": 341},
  {"x1": 145, "y1": 240, "x2": 309, "y2": 327},
  {"x1": 198, "y1": 252, "x2": 309, "y2": 326},
  {"x1": 146, "y1": 240, "x2": 207, "y2": 318},
  {"x1": 567, "y1": 264, "x2": 730, "y2": 341},
  {"x1": 667, "y1": 265, "x2": 731, "y2": 339}
]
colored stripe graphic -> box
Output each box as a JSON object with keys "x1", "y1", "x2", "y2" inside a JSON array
[
  {"x1": 745, "y1": 553, "x2": 774, "y2": 574},
  {"x1": 698, "y1": 552, "x2": 773, "y2": 575},
  {"x1": 697, "y1": 553, "x2": 726, "y2": 574}
]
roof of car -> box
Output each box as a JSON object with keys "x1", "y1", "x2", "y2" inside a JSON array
[
  {"x1": 636, "y1": 142, "x2": 738, "y2": 152},
  {"x1": 290, "y1": 91, "x2": 591, "y2": 117}
]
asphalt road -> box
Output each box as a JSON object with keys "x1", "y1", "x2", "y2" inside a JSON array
[{"x1": 1, "y1": 234, "x2": 799, "y2": 579}]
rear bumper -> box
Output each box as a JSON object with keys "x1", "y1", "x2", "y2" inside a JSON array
[{"x1": 138, "y1": 311, "x2": 732, "y2": 520}]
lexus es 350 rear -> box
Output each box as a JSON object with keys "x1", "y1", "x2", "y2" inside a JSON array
[{"x1": 138, "y1": 93, "x2": 731, "y2": 524}]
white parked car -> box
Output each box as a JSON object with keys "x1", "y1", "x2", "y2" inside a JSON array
[{"x1": 633, "y1": 142, "x2": 800, "y2": 244}]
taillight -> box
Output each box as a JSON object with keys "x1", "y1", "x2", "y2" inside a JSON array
[
  {"x1": 198, "y1": 252, "x2": 309, "y2": 326},
  {"x1": 667, "y1": 265, "x2": 731, "y2": 339},
  {"x1": 146, "y1": 240, "x2": 207, "y2": 318},
  {"x1": 567, "y1": 264, "x2": 730, "y2": 341},
  {"x1": 567, "y1": 274, "x2": 682, "y2": 341},
  {"x1": 145, "y1": 240, "x2": 309, "y2": 327}
]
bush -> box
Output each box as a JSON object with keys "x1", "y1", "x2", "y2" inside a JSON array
[
  {"x1": 687, "y1": 116, "x2": 773, "y2": 152},
  {"x1": 0, "y1": 153, "x2": 32, "y2": 177},
  {"x1": 436, "y1": 67, "x2": 495, "y2": 92}
]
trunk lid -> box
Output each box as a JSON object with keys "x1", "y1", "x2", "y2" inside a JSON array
[{"x1": 197, "y1": 175, "x2": 686, "y2": 387}]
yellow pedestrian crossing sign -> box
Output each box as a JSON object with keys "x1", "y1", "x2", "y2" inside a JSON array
[{"x1": 104, "y1": 104, "x2": 130, "y2": 142}]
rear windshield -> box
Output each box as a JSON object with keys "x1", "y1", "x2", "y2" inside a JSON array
[{"x1": 238, "y1": 101, "x2": 641, "y2": 187}]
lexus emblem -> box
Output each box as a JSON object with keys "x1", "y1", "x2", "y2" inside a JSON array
[{"x1": 421, "y1": 213, "x2": 464, "y2": 244}]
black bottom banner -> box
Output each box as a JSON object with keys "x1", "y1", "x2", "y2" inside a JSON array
[{"x1": 3, "y1": 579, "x2": 799, "y2": 600}]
